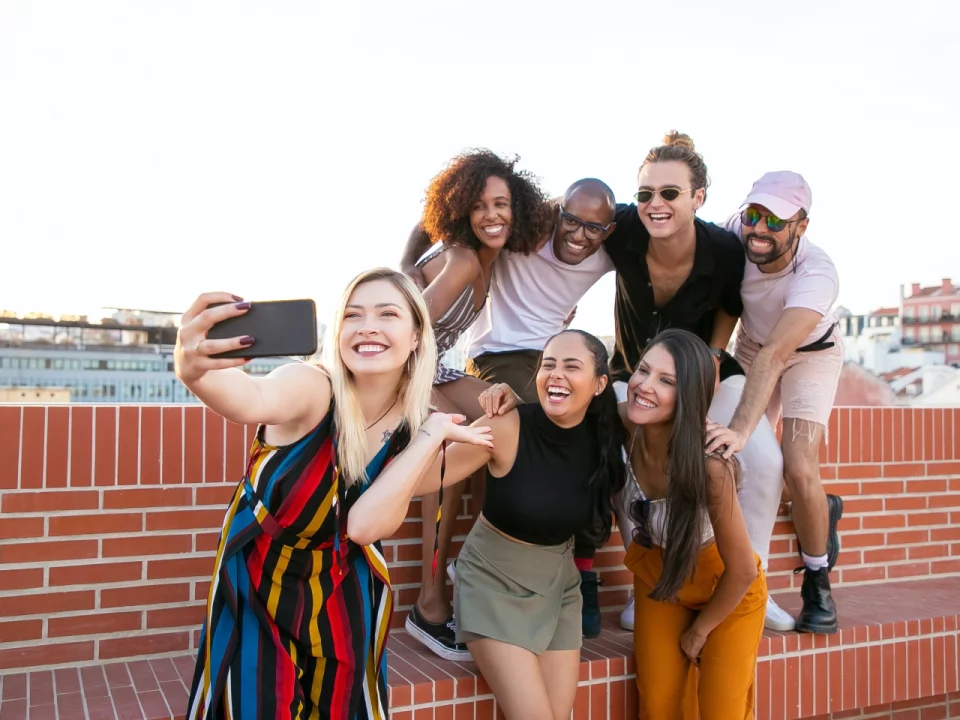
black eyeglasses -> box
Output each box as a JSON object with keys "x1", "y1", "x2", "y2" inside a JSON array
[
  {"x1": 633, "y1": 187, "x2": 693, "y2": 203},
  {"x1": 558, "y1": 207, "x2": 613, "y2": 241},
  {"x1": 741, "y1": 206, "x2": 802, "y2": 233}
]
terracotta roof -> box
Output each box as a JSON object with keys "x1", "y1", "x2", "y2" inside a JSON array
[
  {"x1": 907, "y1": 283, "x2": 958, "y2": 299},
  {"x1": 878, "y1": 367, "x2": 914, "y2": 382},
  {"x1": 872, "y1": 307, "x2": 899, "y2": 316}
]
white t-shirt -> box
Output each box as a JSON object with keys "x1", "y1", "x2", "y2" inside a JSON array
[
  {"x1": 465, "y1": 237, "x2": 614, "y2": 357},
  {"x1": 725, "y1": 214, "x2": 839, "y2": 346}
]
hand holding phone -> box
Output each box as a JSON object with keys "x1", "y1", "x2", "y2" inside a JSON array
[
  {"x1": 175, "y1": 295, "x2": 318, "y2": 386},
  {"x1": 205, "y1": 299, "x2": 318, "y2": 359}
]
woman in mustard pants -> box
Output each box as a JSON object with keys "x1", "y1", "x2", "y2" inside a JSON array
[{"x1": 620, "y1": 329, "x2": 767, "y2": 719}]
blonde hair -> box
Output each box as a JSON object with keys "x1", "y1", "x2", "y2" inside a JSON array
[{"x1": 321, "y1": 267, "x2": 437, "y2": 485}]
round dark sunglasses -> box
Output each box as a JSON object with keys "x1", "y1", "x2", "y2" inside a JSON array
[{"x1": 740, "y1": 206, "x2": 802, "y2": 233}]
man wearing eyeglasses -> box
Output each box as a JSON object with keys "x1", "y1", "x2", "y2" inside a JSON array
[
  {"x1": 400, "y1": 177, "x2": 620, "y2": 639},
  {"x1": 706, "y1": 171, "x2": 844, "y2": 635}
]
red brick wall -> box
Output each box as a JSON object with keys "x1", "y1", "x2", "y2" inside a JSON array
[{"x1": 0, "y1": 405, "x2": 958, "y2": 672}]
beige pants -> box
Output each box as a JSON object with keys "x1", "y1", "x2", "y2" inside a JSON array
[{"x1": 733, "y1": 325, "x2": 844, "y2": 428}]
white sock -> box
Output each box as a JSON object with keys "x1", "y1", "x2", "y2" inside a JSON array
[{"x1": 802, "y1": 552, "x2": 828, "y2": 571}]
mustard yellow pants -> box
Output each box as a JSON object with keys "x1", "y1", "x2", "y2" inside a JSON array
[{"x1": 624, "y1": 541, "x2": 767, "y2": 720}]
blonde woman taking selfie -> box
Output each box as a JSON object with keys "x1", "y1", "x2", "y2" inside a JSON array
[{"x1": 178, "y1": 268, "x2": 491, "y2": 720}]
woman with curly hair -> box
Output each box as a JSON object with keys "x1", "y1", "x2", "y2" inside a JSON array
[{"x1": 404, "y1": 149, "x2": 553, "y2": 660}]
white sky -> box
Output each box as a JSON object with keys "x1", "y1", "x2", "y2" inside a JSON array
[{"x1": 2, "y1": 0, "x2": 958, "y2": 336}]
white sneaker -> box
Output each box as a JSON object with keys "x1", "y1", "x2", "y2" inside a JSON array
[
  {"x1": 620, "y1": 594, "x2": 635, "y2": 631},
  {"x1": 764, "y1": 596, "x2": 796, "y2": 631}
]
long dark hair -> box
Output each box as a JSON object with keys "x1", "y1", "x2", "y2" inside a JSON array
[
  {"x1": 544, "y1": 330, "x2": 627, "y2": 547},
  {"x1": 629, "y1": 329, "x2": 725, "y2": 601}
]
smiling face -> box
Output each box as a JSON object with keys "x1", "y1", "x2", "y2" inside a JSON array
[
  {"x1": 338, "y1": 278, "x2": 420, "y2": 378},
  {"x1": 742, "y1": 204, "x2": 808, "y2": 269},
  {"x1": 469, "y1": 175, "x2": 513, "y2": 250},
  {"x1": 635, "y1": 160, "x2": 704, "y2": 239},
  {"x1": 626, "y1": 343, "x2": 678, "y2": 425},
  {"x1": 552, "y1": 188, "x2": 616, "y2": 266},
  {"x1": 535, "y1": 332, "x2": 606, "y2": 427}
]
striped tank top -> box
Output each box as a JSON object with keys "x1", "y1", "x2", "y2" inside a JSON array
[
  {"x1": 187, "y1": 409, "x2": 411, "y2": 719},
  {"x1": 416, "y1": 243, "x2": 487, "y2": 384}
]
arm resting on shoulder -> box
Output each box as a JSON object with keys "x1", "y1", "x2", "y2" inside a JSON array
[
  {"x1": 727, "y1": 307, "x2": 823, "y2": 438},
  {"x1": 689, "y1": 456, "x2": 758, "y2": 638}
]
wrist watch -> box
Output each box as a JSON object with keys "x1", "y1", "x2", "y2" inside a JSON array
[{"x1": 708, "y1": 347, "x2": 723, "y2": 358}]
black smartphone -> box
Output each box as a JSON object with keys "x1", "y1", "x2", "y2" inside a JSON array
[{"x1": 207, "y1": 299, "x2": 318, "y2": 359}]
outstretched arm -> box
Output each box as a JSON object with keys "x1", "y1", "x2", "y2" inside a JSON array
[
  {"x1": 347, "y1": 412, "x2": 503, "y2": 545},
  {"x1": 705, "y1": 307, "x2": 823, "y2": 457},
  {"x1": 175, "y1": 293, "x2": 331, "y2": 431}
]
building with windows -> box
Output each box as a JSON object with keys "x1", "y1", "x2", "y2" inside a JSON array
[
  {"x1": 900, "y1": 278, "x2": 960, "y2": 366},
  {"x1": 836, "y1": 305, "x2": 941, "y2": 373},
  {"x1": 0, "y1": 309, "x2": 303, "y2": 403}
]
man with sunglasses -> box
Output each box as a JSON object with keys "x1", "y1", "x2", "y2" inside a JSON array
[
  {"x1": 600, "y1": 154, "x2": 794, "y2": 635},
  {"x1": 706, "y1": 171, "x2": 844, "y2": 635},
  {"x1": 400, "y1": 177, "x2": 620, "y2": 640}
]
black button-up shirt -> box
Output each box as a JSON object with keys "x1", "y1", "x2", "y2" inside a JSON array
[{"x1": 605, "y1": 203, "x2": 746, "y2": 382}]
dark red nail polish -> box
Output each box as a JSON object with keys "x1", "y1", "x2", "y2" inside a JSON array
[
  {"x1": 235, "y1": 302, "x2": 251, "y2": 310},
  {"x1": 240, "y1": 336, "x2": 255, "y2": 346},
  {"x1": 231, "y1": 294, "x2": 243, "y2": 301}
]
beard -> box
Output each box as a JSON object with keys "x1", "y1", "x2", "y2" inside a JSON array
[{"x1": 745, "y1": 230, "x2": 796, "y2": 266}]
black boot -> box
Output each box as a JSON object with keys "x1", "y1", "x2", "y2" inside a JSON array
[
  {"x1": 580, "y1": 570, "x2": 603, "y2": 639},
  {"x1": 824, "y1": 494, "x2": 843, "y2": 571},
  {"x1": 794, "y1": 567, "x2": 838, "y2": 634},
  {"x1": 797, "y1": 493, "x2": 844, "y2": 571}
]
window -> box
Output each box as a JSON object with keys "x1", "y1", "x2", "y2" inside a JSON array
[
  {"x1": 919, "y1": 306, "x2": 929, "y2": 320},
  {"x1": 952, "y1": 325, "x2": 960, "y2": 341},
  {"x1": 905, "y1": 328, "x2": 916, "y2": 340},
  {"x1": 920, "y1": 327, "x2": 930, "y2": 342},
  {"x1": 932, "y1": 306, "x2": 942, "y2": 320},
  {"x1": 952, "y1": 304, "x2": 960, "y2": 317},
  {"x1": 932, "y1": 328, "x2": 944, "y2": 342},
  {"x1": 903, "y1": 306, "x2": 914, "y2": 319}
]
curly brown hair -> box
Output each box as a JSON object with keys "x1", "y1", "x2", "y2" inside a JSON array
[{"x1": 421, "y1": 149, "x2": 550, "y2": 255}]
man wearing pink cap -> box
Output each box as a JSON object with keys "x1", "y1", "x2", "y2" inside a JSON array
[{"x1": 707, "y1": 171, "x2": 844, "y2": 635}]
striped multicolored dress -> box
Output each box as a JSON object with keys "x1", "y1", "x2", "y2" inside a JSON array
[
  {"x1": 416, "y1": 243, "x2": 486, "y2": 385},
  {"x1": 186, "y1": 411, "x2": 410, "y2": 719}
]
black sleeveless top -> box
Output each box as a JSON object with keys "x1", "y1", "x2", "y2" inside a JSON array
[{"x1": 482, "y1": 403, "x2": 596, "y2": 546}]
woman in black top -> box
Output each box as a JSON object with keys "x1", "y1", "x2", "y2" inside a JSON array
[{"x1": 351, "y1": 329, "x2": 625, "y2": 719}]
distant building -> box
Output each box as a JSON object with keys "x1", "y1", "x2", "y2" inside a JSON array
[
  {"x1": 0, "y1": 387, "x2": 70, "y2": 404},
  {"x1": 885, "y1": 365, "x2": 960, "y2": 406},
  {"x1": 900, "y1": 278, "x2": 960, "y2": 366},
  {"x1": 0, "y1": 308, "x2": 305, "y2": 404},
  {"x1": 836, "y1": 305, "x2": 940, "y2": 373}
]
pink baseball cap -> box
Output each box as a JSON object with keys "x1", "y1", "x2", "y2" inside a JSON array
[{"x1": 741, "y1": 170, "x2": 812, "y2": 219}]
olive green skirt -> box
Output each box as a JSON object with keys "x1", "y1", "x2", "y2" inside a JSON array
[{"x1": 453, "y1": 519, "x2": 582, "y2": 654}]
